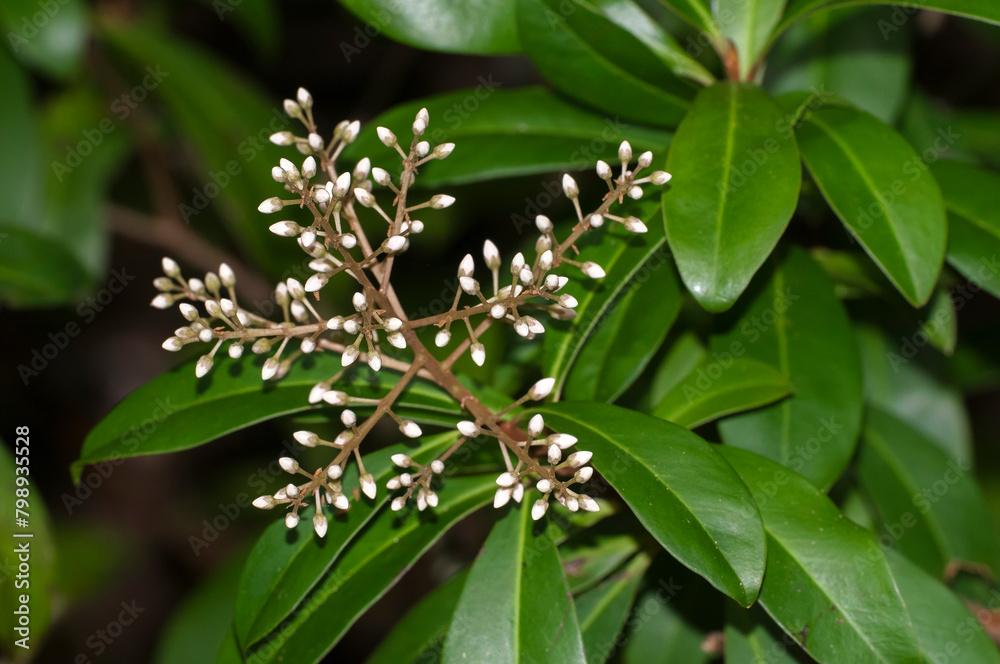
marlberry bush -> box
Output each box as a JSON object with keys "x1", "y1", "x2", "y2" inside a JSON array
[{"x1": 5, "y1": 0, "x2": 1000, "y2": 662}]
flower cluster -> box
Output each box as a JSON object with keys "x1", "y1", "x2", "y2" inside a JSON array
[{"x1": 151, "y1": 87, "x2": 671, "y2": 537}]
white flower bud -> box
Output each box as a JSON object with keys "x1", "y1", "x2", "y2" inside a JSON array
[
  {"x1": 564, "y1": 451, "x2": 593, "y2": 467},
  {"x1": 341, "y1": 233, "x2": 357, "y2": 248},
  {"x1": 313, "y1": 513, "x2": 328, "y2": 538},
  {"x1": 294, "y1": 430, "x2": 319, "y2": 447},
  {"x1": 650, "y1": 170, "x2": 672, "y2": 185},
  {"x1": 494, "y1": 487, "x2": 512, "y2": 508},
  {"x1": 618, "y1": 141, "x2": 632, "y2": 163},
  {"x1": 399, "y1": 473, "x2": 413, "y2": 487},
  {"x1": 343, "y1": 120, "x2": 361, "y2": 143},
  {"x1": 531, "y1": 499, "x2": 548, "y2": 520},
  {"x1": 409, "y1": 219, "x2": 424, "y2": 234},
  {"x1": 297, "y1": 87, "x2": 313, "y2": 108},
  {"x1": 581, "y1": 261, "x2": 606, "y2": 279},
  {"x1": 490, "y1": 304, "x2": 506, "y2": 319},
  {"x1": 575, "y1": 466, "x2": 594, "y2": 483},
  {"x1": 199, "y1": 328, "x2": 215, "y2": 343},
  {"x1": 205, "y1": 300, "x2": 224, "y2": 318},
  {"x1": 269, "y1": 221, "x2": 302, "y2": 236},
  {"x1": 385, "y1": 235, "x2": 407, "y2": 253},
  {"x1": 483, "y1": 240, "x2": 501, "y2": 270},
  {"x1": 387, "y1": 477, "x2": 401, "y2": 490},
  {"x1": 305, "y1": 273, "x2": 328, "y2": 292},
  {"x1": 519, "y1": 268, "x2": 534, "y2": 285},
  {"x1": 430, "y1": 194, "x2": 455, "y2": 209},
  {"x1": 377, "y1": 126, "x2": 397, "y2": 146},
  {"x1": 430, "y1": 460, "x2": 445, "y2": 474},
  {"x1": 286, "y1": 278, "x2": 306, "y2": 301},
  {"x1": 341, "y1": 346, "x2": 359, "y2": 367},
  {"x1": 459, "y1": 276, "x2": 478, "y2": 295},
  {"x1": 261, "y1": 357, "x2": 280, "y2": 380},
  {"x1": 253, "y1": 495, "x2": 276, "y2": 509},
  {"x1": 548, "y1": 445, "x2": 562, "y2": 464},
  {"x1": 360, "y1": 473, "x2": 377, "y2": 499},
  {"x1": 539, "y1": 250, "x2": 553, "y2": 271},
  {"x1": 435, "y1": 329, "x2": 451, "y2": 347},
  {"x1": 341, "y1": 409, "x2": 357, "y2": 428},
  {"x1": 637, "y1": 151, "x2": 653, "y2": 168},
  {"x1": 596, "y1": 160, "x2": 612, "y2": 180},
  {"x1": 510, "y1": 252, "x2": 525, "y2": 275},
  {"x1": 270, "y1": 131, "x2": 295, "y2": 146},
  {"x1": 391, "y1": 497, "x2": 407, "y2": 511},
  {"x1": 588, "y1": 214, "x2": 604, "y2": 228},
  {"x1": 178, "y1": 303, "x2": 198, "y2": 321},
  {"x1": 333, "y1": 493, "x2": 350, "y2": 510},
  {"x1": 368, "y1": 350, "x2": 382, "y2": 372},
  {"x1": 562, "y1": 173, "x2": 579, "y2": 199},
  {"x1": 354, "y1": 188, "x2": 375, "y2": 207},
  {"x1": 162, "y1": 256, "x2": 181, "y2": 278},
  {"x1": 327, "y1": 464, "x2": 343, "y2": 480},
  {"x1": 432, "y1": 142, "x2": 455, "y2": 159},
  {"x1": 471, "y1": 342, "x2": 486, "y2": 366},
  {"x1": 535, "y1": 215, "x2": 553, "y2": 234},
  {"x1": 195, "y1": 355, "x2": 213, "y2": 377},
  {"x1": 372, "y1": 167, "x2": 391, "y2": 186},
  {"x1": 623, "y1": 216, "x2": 647, "y2": 233},
  {"x1": 514, "y1": 319, "x2": 530, "y2": 338},
  {"x1": 334, "y1": 172, "x2": 352, "y2": 198},
  {"x1": 496, "y1": 472, "x2": 518, "y2": 487},
  {"x1": 565, "y1": 496, "x2": 580, "y2": 512},
  {"x1": 162, "y1": 337, "x2": 183, "y2": 352},
  {"x1": 549, "y1": 433, "x2": 578, "y2": 449},
  {"x1": 628, "y1": 186, "x2": 643, "y2": 200},
  {"x1": 302, "y1": 156, "x2": 317, "y2": 179},
  {"x1": 301, "y1": 338, "x2": 316, "y2": 354},
  {"x1": 280, "y1": 158, "x2": 300, "y2": 180},
  {"x1": 513, "y1": 483, "x2": 524, "y2": 503},
  {"x1": 150, "y1": 293, "x2": 173, "y2": 309},
  {"x1": 413, "y1": 117, "x2": 427, "y2": 136},
  {"x1": 354, "y1": 157, "x2": 371, "y2": 181},
  {"x1": 536, "y1": 235, "x2": 552, "y2": 253},
  {"x1": 536, "y1": 478, "x2": 552, "y2": 494},
  {"x1": 279, "y1": 457, "x2": 299, "y2": 474},
  {"x1": 528, "y1": 377, "x2": 555, "y2": 401},
  {"x1": 558, "y1": 294, "x2": 578, "y2": 308},
  {"x1": 457, "y1": 421, "x2": 479, "y2": 437},
  {"x1": 308, "y1": 132, "x2": 324, "y2": 151},
  {"x1": 415, "y1": 141, "x2": 430, "y2": 157},
  {"x1": 387, "y1": 331, "x2": 406, "y2": 349},
  {"x1": 285, "y1": 483, "x2": 299, "y2": 497},
  {"x1": 425, "y1": 490, "x2": 439, "y2": 508},
  {"x1": 352, "y1": 292, "x2": 368, "y2": 311},
  {"x1": 400, "y1": 421, "x2": 422, "y2": 438},
  {"x1": 579, "y1": 495, "x2": 600, "y2": 512},
  {"x1": 285, "y1": 512, "x2": 300, "y2": 529},
  {"x1": 271, "y1": 166, "x2": 286, "y2": 183},
  {"x1": 391, "y1": 453, "x2": 412, "y2": 468}
]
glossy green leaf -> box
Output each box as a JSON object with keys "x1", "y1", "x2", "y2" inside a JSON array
[
  {"x1": 213, "y1": 628, "x2": 244, "y2": 664},
  {"x1": 794, "y1": 105, "x2": 947, "y2": 306},
  {"x1": 75, "y1": 354, "x2": 460, "y2": 483},
  {"x1": 934, "y1": 160, "x2": 1000, "y2": 300},
  {"x1": 725, "y1": 603, "x2": 810, "y2": 664},
  {"x1": 857, "y1": 407, "x2": 1000, "y2": 577},
  {"x1": 234, "y1": 433, "x2": 458, "y2": 647},
  {"x1": 0, "y1": 0, "x2": 87, "y2": 79},
  {"x1": 576, "y1": 553, "x2": 651, "y2": 664},
  {"x1": 810, "y1": 247, "x2": 892, "y2": 299},
  {"x1": 856, "y1": 324, "x2": 972, "y2": 466},
  {"x1": 100, "y1": 19, "x2": 299, "y2": 277},
  {"x1": 246, "y1": 475, "x2": 494, "y2": 663},
  {"x1": 659, "y1": 0, "x2": 719, "y2": 35},
  {"x1": 765, "y1": 7, "x2": 910, "y2": 124},
  {"x1": 442, "y1": 503, "x2": 587, "y2": 663},
  {"x1": 0, "y1": 47, "x2": 42, "y2": 228},
  {"x1": 0, "y1": 224, "x2": 90, "y2": 308},
  {"x1": 716, "y1": 0, "x2": 787, "y2": 78},
  {"x1": 365, "y1": 570, "x2": 468, "y2": 664},
  {"x1": 539, "y1": 402, "x2": 766, "y2": 607},
  {"x1": 561, "y1": 530, "x2": 642, "y2": 594},
  {"x1": 344, "y1": 87, "x2": 672, "y2": 189},
  {"x1": 920, "y1": 287, "x2": 957, "y2": 356},
  {"x1": 663, "y1": 83, "x2": 801, "y2": 311},
  {"x1": 544, "y1": 206, "x2": 681, "y2": 401},
  {"x1": 154, "y1": 556, "x2": 244, "y2": 664},
  {"x1": 653, "y1": 356, "x2": 792, "y2": 429},
  {"x1": 779, "y1": 0, "x2": 1000, "y2": 36},
  {"x1": 0, "y1": 441, "x2": 56, "y2": 660},
  {"x1": 886, "y1": 549, "x2": 1000, "y2": 664},
  {"x1": 713, "y1": 248, "x2": 863, "y2": 491},
  {"x1": 517, "y1": 0, "x2": 694, "y2": 128},
  {"x1": 719, "y1": 446, "x2": 924, "y2": 664},
  {"x1": 338, "y1": 0, "x2": 519, "y2": 54},
  {"x1": 595, "y1": 0, "x2": 715, "y2": 84},
  {"x1": 643, "y1": 331, "x2": 707, "y2": 411}
]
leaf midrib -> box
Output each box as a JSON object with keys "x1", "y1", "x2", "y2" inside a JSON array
[{"x1": 709, "y1": 86, "x2": 739, "y2": 289}]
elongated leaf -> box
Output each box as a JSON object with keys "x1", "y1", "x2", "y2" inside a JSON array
[
  {"x1": 779, "y1": 0, "x2": 1000, "y2": 36},
  {"x1": 663, "y1": 83, "x2": 801, "y2": 311},
  {"x1": 660, "y1": 0, "x2": 719, "y2": 35},
  {"x1": 365, "y1": 570, "x2": 468, "y2": 664},
  {"x1": 716, "y1": 0, "x2": 787, "y2": 78},
  {"x1": 517, "y1": 0, "x2": 694, "y2": 128},
  {"x1": 338, "y1": 0, "x2": 519, "y2": 54},
  {"x1": 619, "y1": 569, "x2": 713, "y2": 664},
  {"x1": 725, "y1": 604, "x2": 811, "y2": 663},
  {"x1": 765, "y1": 7, "x2": 910, "y2": 124},
  {"x1": 246, "y1": 475, "x2": 494, "y2": 663},
  {"x1": 856, "y1": 324, "x2": 972, "y2": 465},
  {"x1": 544, "y1": 205, "x2": 680, "y2": 400},
  {"x1": 576, "y1": 553, "x2": 651, "y2": 664},
  {"x1": 561, "y1": 531, "x2": 642, "y2": 594},
  {"x1": 933, "y1": 160, "x2": 1000, "y2": 300},
  {"x1": 214, "y1": 628, "x2": 244, "y2": 664},
  {"x1": 200, "y1": 0, "x2": 280, "y2": 55},
  {"x1": 234, "y1": 433, "x2": 457, "y2": 647},
  {"x1": 0, "y1": 0, "x2": 87, "y2": 79},
  {"x1": 155, "y1": 555, "x2": 244, "y2": 664},
  {"x1": 539, "y1": 402, "x2": 766, "y2": 607},
  {"x1": 0, "y1": 224, "x2": 89, "y2": 308},
  {"x1": 0, "y1": 47, "x2": 42, "y2": 228},
  {"x1": 643, "y1": 331, "x2": 707, "y2": 411},
  {"x1": 857, "y1": 407, "x2": 1000, "y2": 577},
  {"x1": 886, "y1": 549, "x2": 1000, "y2": 664},
  {"x1": 442, "y1": 503, "x2": 586, "y2": 663},
  {"x1": 344, "y1": 87, "x2": 672, "y2": 189},
  {"x1": 75, "y1": 354, "x2": 460, "y2": 483},
  {"x1": 719, "y1": 446, "x2": 924, "y2": 664},
  {"x1": 793, "y1": 104, "x2": 947, "y2": 306},
  {"x1": 654, "y1": 356, "x2": 792, "y2": 429},
  {"x1": 713, "y1": 248, "x2": 863, "y2": 490}
]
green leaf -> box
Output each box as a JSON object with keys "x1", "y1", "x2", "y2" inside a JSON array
[
  {"x1": 920, "y1": 286, "x2": 957, "y2": 356},
  {"x1": 619, "y1": 568, "x2": 714, "y2": 664},
  {"x1": 154, "y1": 555, "x2": 245, "y2": 664},
  {"x1": 538, "y1": 402, "x2": 767, "y2": 607},
  {"x1": 792, "y1": 104, "x2": 947, "y2": 306},
  {"x1": 724, "y1": 603, "x2": 810, "y2": 664},
  {"x1": 856, "y1": 323, "x2": 972, "y2": 466},
  {"x1": 234, "y1": 433, "x2": 458, "y2": 648},
  {"x1": 75, "y1": 354, "x2": 460, "y2": 483},
  {"x1": 663, "y1": 83, "x2": 802, "y2": 311},
  {"x1": 200, "y1": 0, "x2": 280, "y2": 55},
  {"x1": 642, "y1": 331, "x2": 707, "y2": 411},
  {"x1": 653, "y1": 356, "x2": 792, "y2": 429},
  {"x1": 544, "y1": 206, "x2": 681, "y2": 401},
  {"x1": 344, "y1": 87, "x2": 672, "y2": 189},
  {"x1": 365, "y1": 569, "x2": 468, "y2": 664},
  {"x1": 933, "y1": 160, "x2": 1000, "y2": 300},
  {"x1": 0, "y1": 224, "x2": 90, "y2": 308},
  {"x1": 575, "y1": 553, "x2": 651, "y2": 664},
  {"x1": 0, "y1": 441, "x2": 56, "y2": 660},
  {"x1": 338, "y1": 0, "x2": 519, "y2": 54},
  {"x1": 442, "y1": 503, "x2": 587, "y2": 664},
  {"x1": 713, "y1": 248, "x2": 863, "y2": 491},
  {"x1": 857, "y1": 407, "x2": 1000, "y2": 577},
  {"x1": 246, "y1": 475, "x2": 495, "y2": 663},
  {"x1": 719, "y1": 446, "x2": 924, "y2": 664},
  {"x1": 886, "y1": 549, "x2": 1000, "y2": 664},
  {"x1": 213, "y1": 628, "x2": 245, "y2": 664},
  {"x1": 0, "y1": 47, "x2": 43, "y2": 227},
  {"x1": 810, "y1": 247, "x2": 892, "y2": 299},
  {"x1": 0, "y1": 0, "x2": 87, "y2": 79},
  {"x1": 765, "y1": 7, "x2": 910, "y2": 124},
  {"x1": 100, "y1": 19, "x2": 299, "y2": 277},
  {"x1": 716, "y1": 0, "x2": 787, "y2": 78},
  {"x1": 659, "y1": 0, "x2": 719, "y2": 35},
  {"x1": 560, "y1": 529, "x2": 643, "y2": 594},
  {"x1": 517, "y1": 0, "x2": 694, "y2": 128},
  {"x1": 779, "y1": 0, "x2": 1000, "y2": 35}
]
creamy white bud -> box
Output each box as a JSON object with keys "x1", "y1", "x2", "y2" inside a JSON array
[
  {"x1": 162, "y1": 256, "x2": 181, "y2": 278},
  {"x1": 270, "y1": 131, "x2": 295, "y2": 146},
  {"x1": 391, "y1": 453, "x2": 412, "y2": 468},
  {"x1": 294, "y1": 431, "x2": 319, "y2": 447},
  {"x1": 432, "y1": 142, "x2": 455, "y2": 159},
  {"x1": 539, "y1": 250, "x2": 553, "y2": 271},
  {"x1": 562, "y1": 173, "x2": 579, "y2": 199},
  {"x1": 566, "y1": 496, "x2": 580, "y2": 512},
  {"x1": 535, "y1": 215, "x2": 553, "y2": 234},
  {"x1": 150, "y1": 293, "x2": 173, "y2": 309},
  {"x1": 579, "y1": 495, "x2": 600, "y2": 512},
  {"x1": 525, "y1": 317, "x2": 545, "y2": 334},
  {"x1": 313, "y1": 513, "x2": 328, "y2": 537},
  {"x1": 334, "y1": 493, "x2": 350, "y2": 510},
  {"x1": 195, "y1": 355, "x2": 213, "y2": 377},
  {"x1": 399, "y1": 420, "x2": 422, "y2": 438},
  {"x1": 558, "y1": 294, "x2": 578, "y2": 308},
  {"x1": 581, "y1": 261, "x2": 606, "y2": 279},
  {"x1": 367, "y1": 350, "x2": 382, "y2": 372},
  {"x1": 253, "y1": 495, "x2": 276, "y2": 509},
  {"x1": 387, "y1": 331, "x2": 406, "y2": 349},
  {"x1": 623, "y1": 216, "x2": 648, "y2": 233},
  {"x1": 483, "y1": 240, "x2": 501, "y2": 270},
  {"x1": 430, "y1": 460, "x2": 445, "y2": 474},
  {"x1": 377, "y1": 126, "x2": 397, "y2": 146},
  {"x1": 360, "y1": 473, "x2": 377, "y2": 499},
  {"x1": 496, "y1": 472, "x2": 518, "y2": 487},
  {"x1": 261, "y1": 357, "x2": 280, "y2": 380},
  {"x1": 529, "y1": 377, "x2": 555, "y2": 400},
  {"x1": 162, "y1": 337, "x2": 183, "y2": 352},
  {"x1": 412, "y1": 117, "x2": 427, "y2": 136},
  {"x1": 308, "y1": 383, "x2": 328, "y2": 404},
  {"x1": 628, "y1": 186, "x2": 643, "y2": 200},
  {"x1": 459, "y1": 276, "x2": 479, "y2": 295},
  {"x1": 271, "y1": 166, "x2": 286, "y2": 183},
  {"x1": 199, "y1": 328, "x2": 215, "y2": 343},
  {"x1": 352, "y1": 292, "x2": 368, "y2": 311},
  {"x1": 518, "y1": 268, "x2": 534, "y2": 285},
  {"x1": 510, "y1": 252, "x2": 525, "y2": 275},
  {"x1": 279, "y1": 457, "x2": 299, "y2": 473},
  {"x1": 596, "y1": 160, "x2": 612, "y2": 180},
  {"x1": 426, "y1": 490, "x2": 439, "y2": 508},
  {"x1": 513, "y1": 483, "x2": 524, "y2": 503},
  {"x1": 618, "y1": 141, "x2": 632, "y2": 163},
  {"x1": 575, "y1": 466, "x2": 594, "y2": 483},
  {"x1": 341, "y1": 409, "x2": 357, "y2": 428},
  {"x1": 548, "y1": 445, "x2": 562, "y2": 464},
  {"x1": 341, "y1": 346, "x2": 359, "y2": 367},
  {"x1": 343, "y1": 318, "x2": 359, "y2": 335},
  {"x1": 535, "y1": 235, "x2": 552, "y2": 253},
  {"x1": 178, "y1": 303, "x2": 198, "y2": 321},
  {"x1": 536, "y1": 478, "x2": 552, "y2": 494},
  {"x1": 343, "y1": 120, "x2": 361, "y2": 143},
  {"x1": 565, "y1": 451, "x2": 593, "y2": 467},
  {"x1": 637, "y1": 151, "x2": 653, "y2": 168},
  {"x1": 387, "y1": 477, "x2": 401, "y2": 490},
  {"x1": 471, "y1": 342, "x2": 486, "y2": 366},
  {"x1": 490, "y1": 304, "x2": 506, "y2": 319},
  {"x1": 285, "y1": 483, "x2": 299, "y2": 497},
  {"x1": 305, "y1": 273, "x2": 329, "y2": 292},
  {"x1": 391, "y1": 497, "x2": 407, "y2": 511},
  {"x1": 334, "y1": 172, "x2": 352, "y2": 198},
  {"x1": 650, "y1": 170, "x2": 672, "y2": 185},
  {"x1": 341, "y1": 233, "x2": 357, "y2": 249},
  {"x1": 285, "y1": 512, "x2": 300, "y2": 529},
  {"x1": 353, "y1": 157, "x2": 371, "y2": 181},
  {"x1": 415, "y1": 140, "x2": 430, "y2": 157},
  {"x1": 308, "y1": 132, "x2": 324, "y2": 151},
  {"x1": 409, "y1": 219, "x2": 424, "y2": 234},
  {"x1": 531, "y1": 499, "x2": 548, "y2": 520},
  {"x1": 435, "y1": 329, "x2": 451, "y2": 347},
  {"x1": 588, "y1": 213, "x2": 604, "y2": 228},
  {"x1": 430, "y1": 194, "x2": 455, "y2": 209},
  {"x1": 549, "y1": 433, "x2": 578, "y2": 449},
  {"x1": 494, "y1": 487, "x2": 512, "y2": 508},
  {"x1": 528, "y1": 413, "x2": 545, "y2": 437},
  {"x1": 204, "y1": 300, "x2": 224, "y2": 318},
  {"x1": 399, "y1": 473, "x2": 413, "y2": 486},
  {"x1": 269, "y1": 221, "x2": 302, "y2": 236},
  {"x1": 385, "y1": 235, "x2": 407, "y2": 253},
  {"x1": 280, "y1": 158, "x2": 300, "y2": 179},
  {"x1": 371, "y1": 167, "x2": 391, "y2": 186},
  {"x1": 297, "y1": 87, "x2": 313, "y2": 108},
  {"x1": 457, "y1": 421, "x2": 479, "y2": 437},
  {"x1": 514, "y1": 319, "x2": 530, "y2": 338},
  {"x1": 354, "y1": 188, "x2": 375, "y2": 207},
  {"x1": 327, "y1": 464, "x2": 343, "y2": 480}
]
